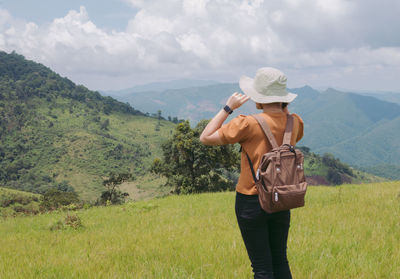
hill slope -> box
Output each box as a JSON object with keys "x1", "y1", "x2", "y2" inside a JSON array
[
  {"x1": 0, "y1": 182, "x2": 399, "y2": 278},
  {"x1": 289, "y1": 88, "x2": 400, "y2": 151},
  {"x1": 291, "y1": 88, "x2": 400, "y2": 169},
  {"x1": 0, "y1": 51, "x2": 175, "y2": 201},
  {"x1": 0, "y1": 187, "x2": 41, "y2": 217},
  {"x1": 354, "y1": 91, "x2": 400, "y2": 105},
  {"x1": 299, "y1": 147, "x2": 384, "y2": 185}
]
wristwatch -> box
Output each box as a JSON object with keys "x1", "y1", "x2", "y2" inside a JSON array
[{"x1": 223, "y1": 105, "x2": 233, "y2": 114}]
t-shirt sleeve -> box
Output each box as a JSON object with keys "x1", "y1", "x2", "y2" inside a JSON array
[
  {"x1": 217, "y1": 114, "x2": 250, "y2": 144},
  {"x1": 292, "y1": 113, "x2": 304, "y2": 142}
]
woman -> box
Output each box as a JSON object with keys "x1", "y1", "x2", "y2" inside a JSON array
[{"x1": 200, "y1": 67, "x2": 304, "y2": 279}]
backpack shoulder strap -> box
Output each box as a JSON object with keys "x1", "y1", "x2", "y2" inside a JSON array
[
  {"x1": 282, "y1": 114, "x2": 294, "y2": 146},
  {"x1": 241, "y1": 145, "x2": 258, "y2": 183},
  {"x1": 251, "y1": 114, "x2": 279, "y2": 149}
]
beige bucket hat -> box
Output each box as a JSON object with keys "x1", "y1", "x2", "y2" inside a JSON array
[{"x1": 239, "y1": 67, "x2": 297, "y2": 104}]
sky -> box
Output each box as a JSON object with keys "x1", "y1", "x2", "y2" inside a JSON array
[{"x1": 0, "y1": 0, "x2": 399, "y2": 92}]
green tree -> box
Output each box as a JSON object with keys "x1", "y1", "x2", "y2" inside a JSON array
[
  {"x1": 322, "y1": 153, "x2": 353, "y2": 176},
  {"x1": 327, "y1": 168, "x2": 342, "y2": 185},
  {"x1": 151, "y1": 120, "x2": 240, "y2": 194},
  {"x1": 298, "y1": 146, "x2": 310, "y2": 154},
  {"x1": 97, "y1": 172, "x2": 132, "y2": 205}
]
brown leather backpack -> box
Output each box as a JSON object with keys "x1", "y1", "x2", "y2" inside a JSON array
[{"x1": 242, "y1": 114, "x2": 307, "y2": 213}]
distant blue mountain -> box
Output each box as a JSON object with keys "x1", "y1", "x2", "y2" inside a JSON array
[
  {"x1": 99, "y1": 83, "x2": 400, "y2": 169},
  {"x1": 103, "y1": 79, "x2": 220, "y2": 97},
  {"x1": 351, "y1": 91, "x2": 400, "y2": 105}
]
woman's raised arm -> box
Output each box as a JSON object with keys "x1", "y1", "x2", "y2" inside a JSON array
[{"x1": 200, "y1": 92, "x2": 250, "y2": 145}]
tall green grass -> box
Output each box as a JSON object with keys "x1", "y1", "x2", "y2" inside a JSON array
[{"x1": 1, "y1": 181, "x2": 399, "y2": 278}]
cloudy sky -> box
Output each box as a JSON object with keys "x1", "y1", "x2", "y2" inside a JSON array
[{"x1": 0, "y1": 0, "x2": 399, "y2": 92}]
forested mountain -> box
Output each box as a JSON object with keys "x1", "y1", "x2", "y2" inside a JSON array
[
  {"x1": 289, "y1": 88, "x2": 400, "y2": 166},
  {"x1": 0, "y1": 51, "x2": 175, "y2": 201},
  {"x1": 106, "y1": 83, "x2": 400, "y2": 176}
]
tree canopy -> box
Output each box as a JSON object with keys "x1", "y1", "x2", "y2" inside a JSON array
[{"x1": 151, "y1": 120, "x2": 240, "y2": 194}]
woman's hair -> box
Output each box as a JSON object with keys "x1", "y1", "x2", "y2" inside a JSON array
[{"x1": 256, "y1": 102, "x2": 288, "y2": 109}]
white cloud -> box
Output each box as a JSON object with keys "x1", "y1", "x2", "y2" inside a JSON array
[
  {"x1": 239, "y1": 0, "x2": 264, "y2": 16},
  {"x1": 182, "y1": 0, "x2": 209, "y2": 16},
  {"x1": 0, "y1": 1, "x2": 399, "y2": 91},
  {"x1": 122, "y1": 0, "x2": 146, "y2": 8},
  {"x1": 316, "y1": 0, "x2": 352, "y2": 16},
  {"x1": 127, "y1": 10, "x2": 174, "y2": 37},
  {"x1": 177, "y1": 32, "x2": 210, "y2": 58}
]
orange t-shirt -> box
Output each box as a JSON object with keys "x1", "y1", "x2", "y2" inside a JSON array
[{"x1": 217, "y1": 111, "x2": 304, "y2": 195}]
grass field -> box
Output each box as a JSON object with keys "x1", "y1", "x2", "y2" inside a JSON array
[{"x1": 1, "y1": 181, "x2": 399, "y2": 278}]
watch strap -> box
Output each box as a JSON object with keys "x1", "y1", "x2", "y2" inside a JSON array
[{"x1": 224, "y1": 105, "x2": 233, "y2": 114}]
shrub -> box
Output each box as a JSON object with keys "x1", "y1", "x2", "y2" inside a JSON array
[
  {"x1": 39, "y1": 188, "x2": 80, "y2": 211},
  {"x1": 64, "y1": 213, "x2": 82, "y2": 229},
  {"x1": 327, "y1": 168, "x2": 342, "y2": 185},
  {"x1": 49, "y1": 213, "x2": 83, "y2": 231}
]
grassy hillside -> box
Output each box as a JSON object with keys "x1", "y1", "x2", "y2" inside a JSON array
[
  {"x1": 1, "y1": 101, "x2": 175, "y2": 201},
  {"x1": 0, "y1": 187, "x2": 41, "y2": 217},
  {"x1": 300, "y1": 147, "x2": 385, "y2": 185},
  {"x1": 0, "y1": 181, "x2": 399, "y2": 278},
  {"x1": 0, "y1": 51, "x2": 176, "y2": 201}
]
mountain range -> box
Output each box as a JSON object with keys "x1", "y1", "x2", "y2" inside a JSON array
[
  {"x1": 104, "y1": 83, "x2": 400, "y2": 175},
  {"x1": 102, "y1": 79, "x2": 220, "y2": 98}
]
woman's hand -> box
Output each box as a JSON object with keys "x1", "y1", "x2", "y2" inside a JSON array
[{"x1": 226, "y1": 92, "x2": 250, "y2": 110}]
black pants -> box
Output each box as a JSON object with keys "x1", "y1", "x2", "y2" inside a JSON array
[{"x1": 235, "y1": 191, "x2": 292, "y2": 279}]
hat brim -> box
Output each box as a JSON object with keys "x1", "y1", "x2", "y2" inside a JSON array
[{"x1": 239, "y1": 75, "x2": 297, "y2": 104}]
